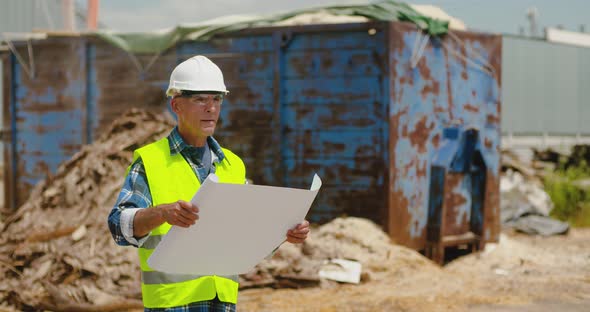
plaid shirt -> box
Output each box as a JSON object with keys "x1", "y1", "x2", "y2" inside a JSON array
[{"x1": 144, "y1": 297, "x2": 235, "y2": 312}]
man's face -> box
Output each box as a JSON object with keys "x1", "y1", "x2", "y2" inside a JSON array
[{"x1": 172, "y1": 92, "x2": 223, "y2": 140}]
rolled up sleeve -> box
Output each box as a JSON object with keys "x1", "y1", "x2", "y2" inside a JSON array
[{"x1": 107, "y1": 158, "x2": 152, "y2": 247}]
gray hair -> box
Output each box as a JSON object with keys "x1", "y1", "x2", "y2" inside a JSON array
[{"x1": 167, "y1": 88, "x2": 182, "y2": 98}]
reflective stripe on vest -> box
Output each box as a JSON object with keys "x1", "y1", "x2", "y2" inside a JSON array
[
  {"x1": 134, "y1": 137, "x2": 245, "y2": 308},
  {"x1": 142, "y1": 271, "x2": 239, "y2": 285}
]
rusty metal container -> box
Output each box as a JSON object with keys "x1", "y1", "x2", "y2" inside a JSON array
[
  {"x1": 1, "y1": 21, "x2": 501, "y2": 257},
  {"x1": 386, "y1": 23, "x2": 502, "y2": 253}
]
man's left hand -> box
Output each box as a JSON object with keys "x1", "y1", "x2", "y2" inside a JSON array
[{"x1": 286, "y1": 220, "x2": 310, "y2": 244}]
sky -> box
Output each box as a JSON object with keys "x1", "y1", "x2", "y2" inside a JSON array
[{"x1": 87, "y1": 0, "x2": 590, "y2": 35}]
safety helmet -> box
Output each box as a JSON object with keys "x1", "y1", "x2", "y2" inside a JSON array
[{"x1": 166, "y1": 55, "x2": 228, "y2": 97}]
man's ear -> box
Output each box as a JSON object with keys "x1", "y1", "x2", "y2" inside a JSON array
[{"x1": 170, "y1": 97, "x2": 181, "y2": 114}]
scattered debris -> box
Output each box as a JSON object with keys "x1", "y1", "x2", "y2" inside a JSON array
[
  {"x1": 499, "y1": 145, "x2": 588, "y2": 236},
  {"x1": 500, "y1": 169, "x2": 553, "y2": 222},
  {"x1": 501, "y1": 149, "x2": 538, "y2": 179},
  {"x1": 506, "y1": 214, "x2": 569, "y2": 236}
]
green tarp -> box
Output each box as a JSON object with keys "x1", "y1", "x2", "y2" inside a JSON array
[{"x1": 95, "y1": 0, "x2": 449, "y2": 54}]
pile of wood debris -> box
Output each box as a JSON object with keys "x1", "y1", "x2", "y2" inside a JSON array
[
  {"x1": 0, "y1": 109, "x2": 174, "y2": 312},
  {"x1": 0, "y1": 109, "x2": 434, "y2": 311}
]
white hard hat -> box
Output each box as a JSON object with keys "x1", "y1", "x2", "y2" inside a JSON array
[{"x1": 166, "y1": 55, "x2": 228, "y2": 97}]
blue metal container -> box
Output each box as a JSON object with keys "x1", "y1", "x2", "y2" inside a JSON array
[{"x1": 1, "y1": 21, "x2": 501, "y2": 252}]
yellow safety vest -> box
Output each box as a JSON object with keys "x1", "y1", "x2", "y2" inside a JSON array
[{"x1": 133, "y1": 137, "x2": 245, "y2": 308}]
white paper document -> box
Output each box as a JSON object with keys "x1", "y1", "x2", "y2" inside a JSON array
[{"x1": 147, "y1": 174, "x2": 322, "y2": 275}]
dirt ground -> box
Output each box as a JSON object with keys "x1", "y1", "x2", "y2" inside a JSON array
[{"x1": 238, "y1": 228, "x2": 590, "y2": 312}]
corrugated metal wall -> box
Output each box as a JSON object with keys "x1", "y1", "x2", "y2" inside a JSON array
[
  {"x1": 0, "y1": 0, "x2": 63, "y2": 32},
  {"x1": 502, "y1": 36, "x2": 590, "y2": 135}
]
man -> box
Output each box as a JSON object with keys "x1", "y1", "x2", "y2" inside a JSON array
[{"x1": 107, "y1": 55, "x2": 310, "y2": 311}]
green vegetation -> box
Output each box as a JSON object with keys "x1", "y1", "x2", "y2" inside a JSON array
[{"x1": 544, "y1": 162, "x2": 590, "y2": 227}]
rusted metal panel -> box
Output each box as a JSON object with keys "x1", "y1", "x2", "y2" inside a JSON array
[
  {"x1": 483, "y1": 169, "x2": 500, "y2": 242},
  {"x1": 281, "y1": 26, "x2": 388, "y2": 224},
  {"x1": 388, "y1": 22, "x2": 501, "y2": 250},
  {"x1": 4, "y1": 37, "x2": 179, "y2": 207},
  {"x1": 281, "y1": 28, "x2": 383, "y2": 51},
  {"x1": 179, "y1": 25, "x2": 390, "y2": 224},
  {"x1": 89, "y1": 39, "x2": 177, "y2": 139},
  {"x1": 285, "y1": 50, "x2": 383, "y2": 78},
  {"x1": 8, "y1": 38, "x2": 87, "y2": 206},
  {"x1": 442, "y1": 173, "x2": 472, "y2": 235}
]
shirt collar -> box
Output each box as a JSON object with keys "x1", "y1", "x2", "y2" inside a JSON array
[{"x1": 168, "y1": 127, "x2": 225, "y2": 163}]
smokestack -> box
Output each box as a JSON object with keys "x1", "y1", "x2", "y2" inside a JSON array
[{"x1": 87, "y1": 0, "x2": 99, "y2": 30}]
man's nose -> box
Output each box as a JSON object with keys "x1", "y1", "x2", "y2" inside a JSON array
[{"x1": 205, "y1": 104, "x2": 217, "y2": 113}]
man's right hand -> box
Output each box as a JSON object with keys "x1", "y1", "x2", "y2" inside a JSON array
[
  {"x1": 159, "y1": 200, "x2": 199, "y2": 228},
  {"x1": 133, "y1": 200, "x2": 199, "y2": 238}
]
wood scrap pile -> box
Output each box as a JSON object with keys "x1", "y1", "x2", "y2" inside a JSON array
[{"x1": 0, "y1": 109, "x2": 174, "y2": 312}]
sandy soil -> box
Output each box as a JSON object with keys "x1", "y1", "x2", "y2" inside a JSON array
[{"x1": 238, "y1": 229, "x2": 590, "y2": 312}]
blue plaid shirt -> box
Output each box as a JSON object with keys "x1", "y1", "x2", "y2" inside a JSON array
[{"x1": 107, "y1": 127, "x2": 226, "y2": 247}]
